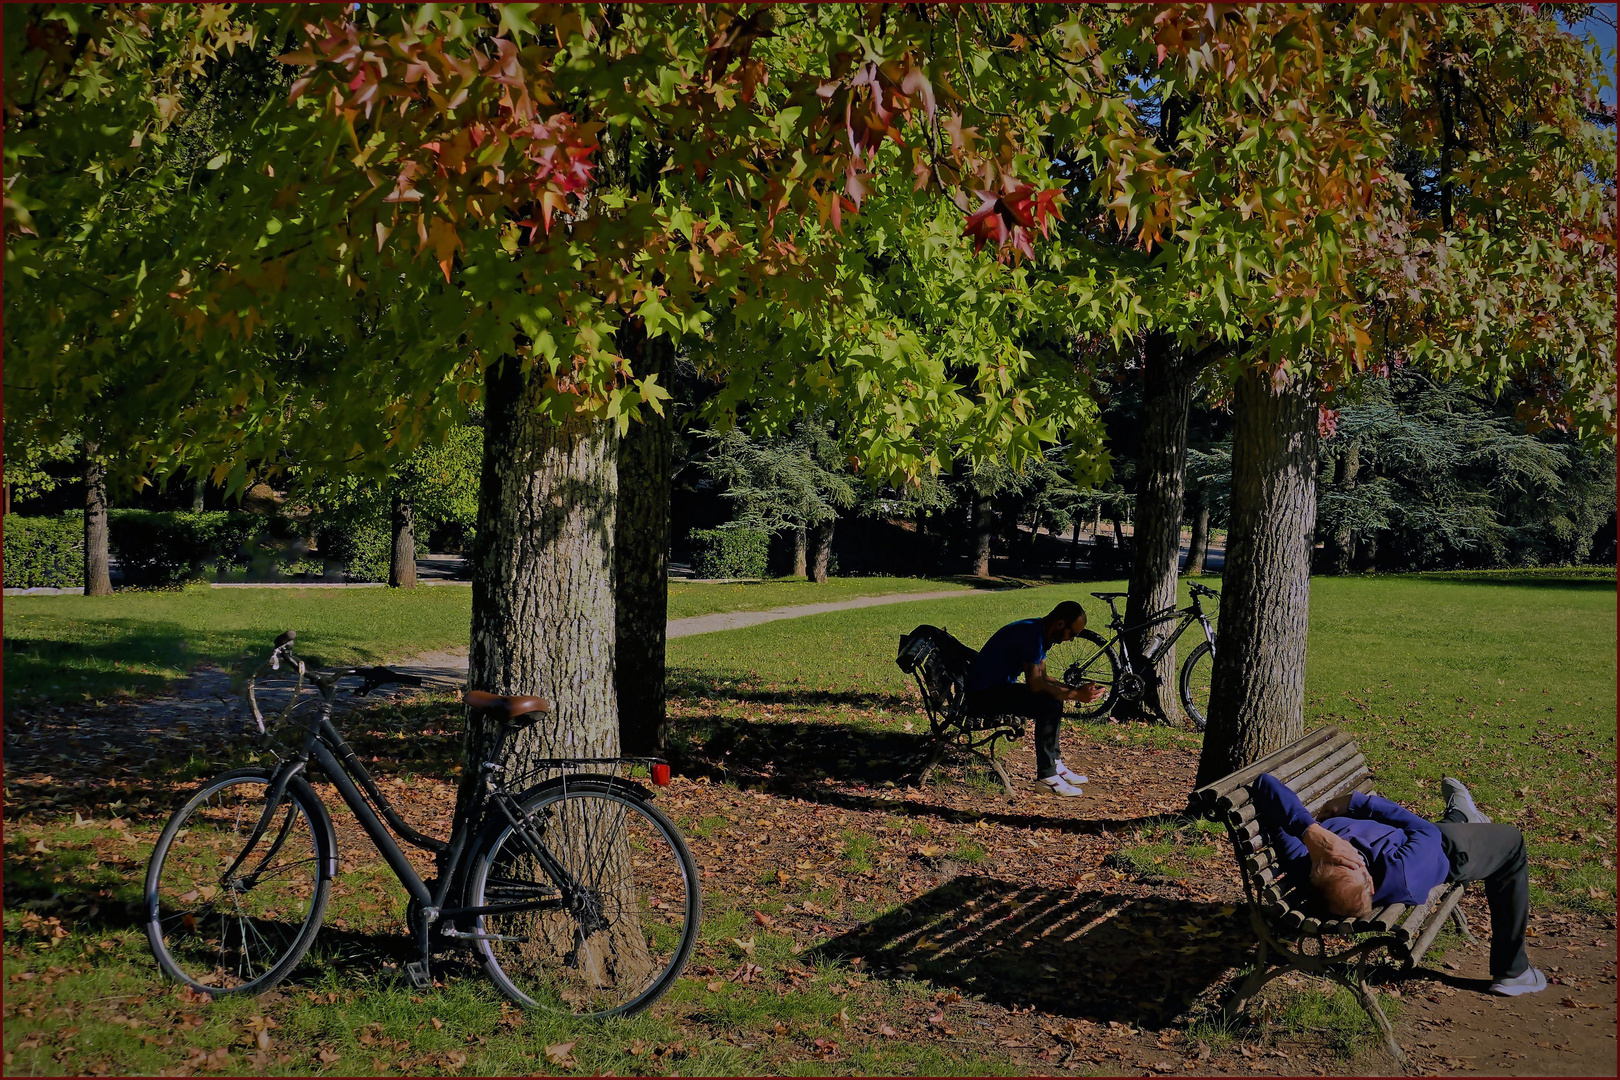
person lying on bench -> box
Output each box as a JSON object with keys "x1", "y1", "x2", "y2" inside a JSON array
[
  {"x1": 966, "y1": 600, "x2": 1105, "y2": 797},
  {"x1": 1250, "y1": 772, "x2": 1545, "y2": 996}
]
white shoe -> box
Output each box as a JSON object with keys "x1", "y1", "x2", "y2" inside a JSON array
[
  {"x1": 1490, "y1": 967, "x2": 1547, "y2": 996},
  {"x1": 1053, "y1": 760, "x2": 1089, "y2": 786},
  {"x1": 1039, "y1": 775, "x2": 1085, "y2": 797}
]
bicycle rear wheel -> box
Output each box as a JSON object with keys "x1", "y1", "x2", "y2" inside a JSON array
[
  {"x1": 145, "y1": 770, "x2": 331, "y2": 995},
  {"x1": 465, "y1": 781, "x2": 700, "y2": 1018},
  {"x1": 1179, "y1": 640, "x2": 1215, "y2": 732},
  {"x1": 1050, "y1": 629, "x2": 1120, "y2": 720}
]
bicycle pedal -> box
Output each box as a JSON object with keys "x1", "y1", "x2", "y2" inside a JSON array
[{"x1": 405, "y1": 960, "x2": 434, "y2": 990}]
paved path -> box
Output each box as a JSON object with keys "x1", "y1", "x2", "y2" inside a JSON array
[{"x1": 388, "y1": 588, "x2": 993, "y2": 687}]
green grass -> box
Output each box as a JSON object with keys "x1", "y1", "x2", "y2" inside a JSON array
[
  {"x1": 669, "y1": 572, "x2": 1617, "y2": 912},
  {"x1": 666, "y1": 576, "x2": 970, "y2": 620}
]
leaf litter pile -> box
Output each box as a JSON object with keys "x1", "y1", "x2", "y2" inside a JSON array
[{"x1": 5, "y1": 673, "x2": 1616, "y2": 1076}]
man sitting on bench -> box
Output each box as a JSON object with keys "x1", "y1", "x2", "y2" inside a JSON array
[
  {"x1": 1251, "y1": 772, "x2": 1545, "y2": 996},
  {"x1": 966, "y1": 600, "x2": 1105, "y2": 797}
]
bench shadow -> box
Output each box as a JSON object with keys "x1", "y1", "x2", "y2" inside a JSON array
[{"x1": 811, "y1": 876, "x2": 1252, "y2": 1028}]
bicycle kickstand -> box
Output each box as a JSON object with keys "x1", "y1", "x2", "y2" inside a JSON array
[{"x1": 406, "y1": 907, "x2": 437, "y2": 989}]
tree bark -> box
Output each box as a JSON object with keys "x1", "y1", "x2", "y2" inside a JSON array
[
  {"x1": 792, "y1": 526, "x2": 808, "y2": 577},
  {"x1": 1321, "y1": 440, "x2": 1360, "y2": 575},
  {"x1": 1069, "y1": 515, "x2": 1081, "y2": 573},
  {"x1": 389, "y1": 488, "x2": 418, "y2": 589},
  {"x1": 971, "y1": 494, "x2": 994, "y2": 577},
  {"x1": 1185, "y1": 493, "x2": 1210, "y2": 575},
  {"x1": 615, "y1": 321, "x2": 674, "y2": 755},
  {"x1": 809, "y1": 517, "x2": 834, "y2": 583},
  {"x1": 84, "y1": 443, "x2": 113, "y2": 596},
  {"x1": 1123, "y1": 334, "x2": 1193, "y2": 725},
  {"x1": 460, "y1": 359, "x2": 619, "y2": 824},
  {"x1": 1195, "y1": 366, "x2": 1320, "y2": 788},
  {"x1": 192, "y1": 477, "x2": 206, "y2": 513}
]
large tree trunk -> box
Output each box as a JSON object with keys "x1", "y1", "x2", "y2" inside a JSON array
[
  {"x1": 389, "y1": 489, "x2": 418, "y2": 589},
  {"x1": 809, "y1": 517, "x2": 835, "y2": 583},
  {"x1": 1320, "y1": 440, "x2": 1360, "y2": 575},
  {"x1": 1195, "y1": 367, "x2": 1320, "y2": 788},
  {"x1": 615, "y1": 322, "x2": 674, "y2": 755},
  {"x1": 192, "y1": 476, "x2": 206, "y2": 513},
  {"x1": 1123, "y1": 334, "x2": 1192, "y2": 725},
  {"x1": 461, "y1": 359, "x2": 619, "y2": 824},
  {"x1": 792, "y1": 526, "x2": 808, "y2": 577},
  {"x1": 971, "y1": 494, "x2": 994, "y2": 577},
  {"x1": 1184, "y1": 493, "x2": 1210, "y2": 575},
  {"x1": 83, "y1": 443, "x2": 112, "y2": 596}
]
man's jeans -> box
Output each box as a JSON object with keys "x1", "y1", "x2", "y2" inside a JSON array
[{"x1": 963, "y1": 684, "x2": 1062, "y2": 779}]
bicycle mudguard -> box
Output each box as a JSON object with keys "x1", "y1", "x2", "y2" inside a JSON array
[{"x1": 509, "y1": 772, "x2": 656, "y2": 805}]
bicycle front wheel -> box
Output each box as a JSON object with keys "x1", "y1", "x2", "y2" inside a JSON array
[
  {"x1": 1179, "y1": 640, "x2": 1215, "y2": 733},
  {"x1": 144, "y1": 770, "x2": 331, "y2": 995},
  {"x1": 1051, "y1": 628, "x2": 1120, "y2": 720},
  {"x1": 466, "y1": 782, "x2": 700, "y2": 1018}
]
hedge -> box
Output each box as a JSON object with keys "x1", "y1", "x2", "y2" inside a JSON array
[
  {"x1": 688, "y1": 527, "x2": 769, "y2": 579},
  {"x1": 4, "y1": 514, "x2": 84, "y2": 588},
  {"x1": 106, "y1": 510, "x2": 274, "y2": 586}
]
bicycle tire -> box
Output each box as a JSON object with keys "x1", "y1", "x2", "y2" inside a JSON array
[
  {"x1": 1179, "y1": 640, "x2": 1215, "y2": 733},
  {"x1": 145, "y1": 769, "x2": 332, "y2": 996},
  {"x1": 465, "y1": 780, "x2": 700, "y2": 1018},
  {"x1": 1054, "y1": 628, "x2": 1121, "y2": 720}
]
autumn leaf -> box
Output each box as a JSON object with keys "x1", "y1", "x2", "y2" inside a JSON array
[{"x1": 544, "y1": 1041, "x2": 578, "y2": 1068}]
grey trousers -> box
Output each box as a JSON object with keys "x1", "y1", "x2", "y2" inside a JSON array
[{"x1": 1436, "y1": 808, "x2": 1531, "y2": 980}]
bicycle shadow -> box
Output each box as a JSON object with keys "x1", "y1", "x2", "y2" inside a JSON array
[{"x1": 810, "y1": 876, "x2": 1253, "y2": 1028}]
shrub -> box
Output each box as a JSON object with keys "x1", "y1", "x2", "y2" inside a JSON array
[
  {"x1": 315, "y1": 512, "x2": 394, "y2": 583},
  {"x1": 688, "y1": 527, "x2": 769, "y2": 579},
  {"x1": 108, "y1": 510, "x2": 271, "y2": 586},
  {"x1": 3, "y1": 514, "x2": 84, "y2": 588}
]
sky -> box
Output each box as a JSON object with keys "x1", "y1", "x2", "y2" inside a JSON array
[{"x1": 1562, "y1": 7, "x2": 1617, "y2": 106}]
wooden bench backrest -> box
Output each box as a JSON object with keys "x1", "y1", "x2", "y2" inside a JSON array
[{"x1": 1192, "y1": 726, "x2": 1458, "y2": 940}]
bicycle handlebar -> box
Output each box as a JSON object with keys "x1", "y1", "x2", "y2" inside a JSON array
[
  {"x1": 245, "y1": 631, "x2": 424, "y2": 733},
  {"x1": 1188, "y1": 582, "x2": 1220, "y2": 599}
]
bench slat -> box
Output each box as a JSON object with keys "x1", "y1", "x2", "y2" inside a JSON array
[
  {"x1": 1195, "y1": 726, "x2": 1339, "y2": 811},
  {"x1": 1269, "y1": 730, "x2": 1357, "y2": 787},
  {"x1": 1285, "y1": 740, "x2": 1361, "y2": 798}
]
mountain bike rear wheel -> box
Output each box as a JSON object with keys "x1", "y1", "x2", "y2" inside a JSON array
[
  {"x1": 465, "y1": 781, "x2": 700, "y2": 1018},
  {"x1": 145, "y1": 769, "x2": 331, "y2": 995}
]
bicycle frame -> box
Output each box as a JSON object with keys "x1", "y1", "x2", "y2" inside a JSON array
[
  {"x1": 239, "y1": 658, "x2": 653, "y2": 967},
  {"x1": 1095, "y1": 592, "x2": 1217, "y2": 670}
]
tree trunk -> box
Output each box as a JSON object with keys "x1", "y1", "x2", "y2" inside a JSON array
[
  {"x1": 1185, "y1": 493, "x2": 1210, "y2": 575},
  {"x1": 615, "y1": 322, "x2": 674, "y2": 756},
  {"x1": 192, "y1": 477, "x2": 206, "y2": 513},
  {"x1": 1123, "y1": 335, "x2": 1193, "y2": 725},
  {"x1": 461, "y1": 359, "x2": 619, "y2": 825},
  {"x1": 809, "y1": 517, "x2": 835, "y2": 584},
  {"x1": 1025, "y1": 510, "x2": 1044, "y2": 570},
  {"x1": 1321, "y1": 440, "x2": 1360, "y2": 575},
  {"x1": 84, "y1": 443, "x2": 112, "y2": 596},
  {"x1": 792, "y1": 526, "x2": 808, "y2": 577},
  {"x1": 971, "y1": 494, "x2": 994, "y2": 577},
  {"x1": 389, "y1": 488, "x2": 418, "y2": 589},
  {"x1": 1110, "y1": 513, "x2": 1126, "y2": 550},
  {"x1": 1195, "y1": 366, "x2": 1320, "y2": 788},
  {"x1": 1069, "y1": 515, "x2": 1081, "y2": 573}
]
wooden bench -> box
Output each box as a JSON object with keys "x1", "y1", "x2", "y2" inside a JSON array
[
  {"x1": 895, "y1": 624, "x2": 1024, "y2": 798},
  {"x1": 1192, "y1": 725, "x2": 1477, "y2": 1064}
]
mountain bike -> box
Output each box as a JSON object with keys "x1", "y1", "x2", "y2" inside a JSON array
[
  {"x1": 143, "y1": 630, "x2": 700, "y2": 1018},
  {"x1": 1046, "y1": 582, "x2": 1220, "y2": 731}
]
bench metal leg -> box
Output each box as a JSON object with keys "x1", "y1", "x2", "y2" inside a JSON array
[{"x1": 1450, "y1": 905, "x2": 1478, "y2": 947}]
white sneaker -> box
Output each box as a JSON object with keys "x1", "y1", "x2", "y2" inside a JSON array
[
  {"x1": 1490, "y1": 967, "x2": 1547, "y2": 996},
  {"x1": 1039, "y1": 775, "x2": 1085, "y2": 797},
  {"x1": 1053, "y1": 760, "x2": 1089, "y2": 786}
]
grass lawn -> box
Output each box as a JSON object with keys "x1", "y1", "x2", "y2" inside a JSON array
[
  {"x1": 3, "y1": 569, "x2": 1614, "y2": 1076},
  {"x1": 3, "y1": 577, "x2": 970, "y2": 708}
]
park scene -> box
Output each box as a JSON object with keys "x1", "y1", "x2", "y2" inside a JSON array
[{"x1": 3, "y1": 3, "x2": 1616, "y2": 1078}]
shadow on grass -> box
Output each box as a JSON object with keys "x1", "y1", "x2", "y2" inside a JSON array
[
  {"x1": 812, "y1": 877, "x2": 1251, "y2": 1028},
  {"x1": 667, "y1": 711, "x2": 1182, "y2": 835}
]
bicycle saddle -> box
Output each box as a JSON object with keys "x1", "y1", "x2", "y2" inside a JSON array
[
  {"x1": 463, "y1": 691, "x2": 551, "y2": 720},
  {"x1": 1091, "y1": 591, "x2": 1129, "y2": 600}
]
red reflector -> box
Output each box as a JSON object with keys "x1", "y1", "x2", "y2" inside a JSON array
[{"x1": 651, "y1": 763, "x2": 671, "y2": 787}]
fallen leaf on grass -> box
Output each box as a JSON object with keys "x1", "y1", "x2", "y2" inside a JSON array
[
  {"x1": 545, "y1": 1041, "x2": 577, "y2": 1068},
  {"x1": 731, "y1": 961, "x2": 763, "y2": 984},
  {"x1": 730, "y1": 936, "x2": 756, "y2": 956},
  {"x1": 317, "y1": 1047, "x2": 341, "y2": 1063},
  {"x1": 753, "y1": 909, "x2": 774, "y2": 927},
  {"x1": 706, "y1": 980, "x2": 724, "y2": 992},
  {"x1": 877, "y1": 1022, "x2": 898, "y2": 1038},
  {"x1": 430, "y1": 1017, "x2": 444, "y2": 1030},
  {"x1": 444, "y1": 1048, "x2": 469, "y2": 1068}
]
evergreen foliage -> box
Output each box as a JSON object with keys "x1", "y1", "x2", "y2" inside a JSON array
[
  {"x1": 2, "y1": 513, "x2": 84, "y2": 588},
  {"x1": 687, "y1": 528, "x2": 769, "y2": 580}
]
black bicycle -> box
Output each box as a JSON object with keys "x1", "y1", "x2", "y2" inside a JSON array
[
  {"x1": 1046, "y1": 582, "x2": 1220, "y2": 731},
  {"x1": 143, "y1": 631, "x2": 700, "y2": 1017}
]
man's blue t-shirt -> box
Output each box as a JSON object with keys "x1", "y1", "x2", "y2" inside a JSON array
[{"x1": 967, "y1": 618, "x2": 1046, "y2": 692}]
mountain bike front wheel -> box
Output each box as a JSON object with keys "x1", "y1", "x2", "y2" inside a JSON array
[
  {"x1": 145, "y1": 769, "x2": 332, "y2": 996},
  {"x1": 1053, "y1": 628, "x2": 1120, "y2": 720},
  {"x1": 1179, "y1": 640, "x2": 1215, "y2": 733},
  {"x1": 465, "y1": 781, "x2": 700, "y2": 1018}
]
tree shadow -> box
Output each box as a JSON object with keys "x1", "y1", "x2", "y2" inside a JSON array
[
  {"x1": 811, "y1": 876, "x2": 1252, "y2": 1028},
  {"x1": 667, "y1": 713, "x2": 1185, "y2": 835}
]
